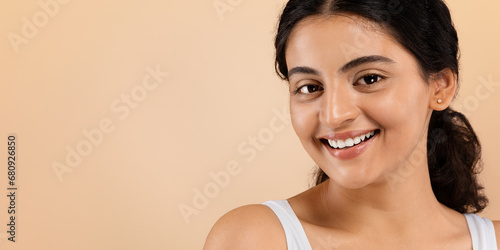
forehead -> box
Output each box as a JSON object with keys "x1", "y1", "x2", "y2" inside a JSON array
[{"x1": 285, "y1": 14, "x2": 405, "y2": 72}]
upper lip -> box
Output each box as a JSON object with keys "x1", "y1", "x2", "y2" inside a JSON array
[{"x1": 319, "y1": 129, "x2": 378, "y2": 141}]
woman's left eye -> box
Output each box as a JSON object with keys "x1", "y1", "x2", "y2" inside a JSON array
[{"x1": 356, "y1": 74, "x2": 383, "y2": 85}]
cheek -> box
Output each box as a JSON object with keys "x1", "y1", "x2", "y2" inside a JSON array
[
  {"x1": 290, "y1": 103, "x2": 319, "y2": 144},
  {"x1": 363, "y1": 80, "x2": 430, "y2": 147}
]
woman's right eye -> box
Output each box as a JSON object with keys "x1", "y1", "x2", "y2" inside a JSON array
[{"x1": 296, "y1": 84, "x2": 322, "y2": 94}]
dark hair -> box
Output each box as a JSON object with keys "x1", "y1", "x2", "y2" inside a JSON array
[{"x1": 275, "y1": 0, "x2": 488, "y2": 213}]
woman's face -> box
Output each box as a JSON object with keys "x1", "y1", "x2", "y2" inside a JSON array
[{"x1": 286, "y1": 15, "x2": 434, "y2": 189}]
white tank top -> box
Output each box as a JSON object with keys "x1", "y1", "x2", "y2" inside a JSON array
[{"x1": 263, "y1": 200, "x2": 498, "y2": 250}]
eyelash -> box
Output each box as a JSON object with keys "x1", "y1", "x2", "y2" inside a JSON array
[
  {"x1": 354, "y1": 73, "x2": 385, "y2": 86},
  {"x1": 292, "y1": 73, "x2": 385, "y2": 95},
  {"x1": 293, "y1": 84, "x2": 323, "y2": 95}
]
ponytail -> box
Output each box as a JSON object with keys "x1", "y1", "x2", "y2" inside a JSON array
[{"x1": 427, "y1": 108, "x2": 487, "y2": 213}]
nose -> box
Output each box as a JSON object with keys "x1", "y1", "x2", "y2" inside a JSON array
[{"x1": 319, "y1": 84, "x2": 360, "y2": 128}]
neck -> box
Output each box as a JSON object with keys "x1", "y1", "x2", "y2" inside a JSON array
[{"x1": 318, "y1": 158, "x2": 455, "y2": 235}]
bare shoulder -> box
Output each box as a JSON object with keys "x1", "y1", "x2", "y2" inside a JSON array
[
  {"x1": 203, "y1": 204, "x2": 286, "y2": 250},
  {"x1": 493, "y1": 220, "x2": 500, "y2": 246}
]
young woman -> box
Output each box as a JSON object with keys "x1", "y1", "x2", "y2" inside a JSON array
[{"x1": 205, "y1": 0, "x2": 499, "y2": 249}]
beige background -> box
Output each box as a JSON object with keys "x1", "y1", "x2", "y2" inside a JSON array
[{"x1": 0, "y1": 0, "x2": 498, "y2": 249}]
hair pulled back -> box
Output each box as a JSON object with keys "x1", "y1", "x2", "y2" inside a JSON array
[{"x1": 275, "y1": 0, "x2": 487, "y2": 213}]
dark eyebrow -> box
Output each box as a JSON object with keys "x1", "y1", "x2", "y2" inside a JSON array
[
  {"x1": 287, "y1": 66, "x2": 321, "y2": 79},
  {"x1": 339, "y1": 55, "x2": 395, "y2": 73}
]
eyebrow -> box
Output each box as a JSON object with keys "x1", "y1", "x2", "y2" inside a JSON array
[
  {"x1": 339, "y1": 55, "x2": 395, "y2": 73},
  {"x1": 287, "y1": 55, "x2": 395, "y2": 78},
  {"x1": 287, "y1": 66, "x2": 321, "y2": 79}
]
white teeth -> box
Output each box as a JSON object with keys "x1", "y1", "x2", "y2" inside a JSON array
[
  {"x1": 328, "y1": 140, "x2": 338, "y2": 148},
  {"x1": 354, "y1": 136, "x2": 361, "y2": 144},
  {"x1": 326, "y1": 130, "x2": 377, "y2": 149}
]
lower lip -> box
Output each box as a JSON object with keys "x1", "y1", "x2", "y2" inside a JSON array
[{"x1": 323, "y1": 132, "x2": 377, "y2": 160}]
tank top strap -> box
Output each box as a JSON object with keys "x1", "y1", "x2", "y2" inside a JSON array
[
  {"x1": 464, "y1": 213, "x2": 498, "y2": 250},
  {"x1": 262, "y1": 200, "x2": 312, "y2": 250}
]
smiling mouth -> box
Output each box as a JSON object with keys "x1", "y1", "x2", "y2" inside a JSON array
[{"x1": 321, "y1": 130, "x2": 380, "y2": 150}]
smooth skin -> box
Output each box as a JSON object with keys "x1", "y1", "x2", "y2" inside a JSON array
[{"x1": 204, "y1": 15, "x2": 500, "y2": 250}]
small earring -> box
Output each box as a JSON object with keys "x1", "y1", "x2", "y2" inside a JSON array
[{"x1": 437, "y1": 99, "x2": 443, "y2": 104}]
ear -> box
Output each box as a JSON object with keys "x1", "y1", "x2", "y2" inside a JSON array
[{"x1": 428, "y1": 68, "x2": 457, "y2": 111}]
